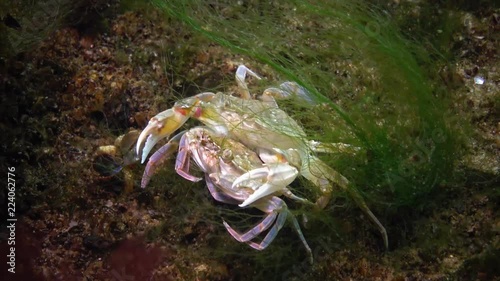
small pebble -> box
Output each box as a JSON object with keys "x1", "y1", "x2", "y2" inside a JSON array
[{"x1": 474, "y1": 76, "x2": 485, "y2": 85}]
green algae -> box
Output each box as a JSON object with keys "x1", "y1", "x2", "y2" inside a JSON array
[{"x1": 150, "y1": 0, "x2": 465, "y2": 214}]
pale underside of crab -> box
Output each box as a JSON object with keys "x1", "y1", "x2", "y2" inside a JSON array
[
  {"x1": 136, "y1": 65, "x2": 388, "y2": 251},
  {"x1": 142, "y1": 126, "x2": 313, "y2": 263}
]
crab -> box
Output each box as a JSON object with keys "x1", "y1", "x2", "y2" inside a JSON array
[
  {"x1": 136, "y1": 65, "x2": 388, "y2": 249},
  {"x1": 142, "y1": 126, "x2": 313, "y2": 263}
]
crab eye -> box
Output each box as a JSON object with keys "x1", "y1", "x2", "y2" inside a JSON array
[{"x1": 221, "y1": 149, "x2": 233, "y2": 163}]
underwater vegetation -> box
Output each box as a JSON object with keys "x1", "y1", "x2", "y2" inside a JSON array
[
  {"x1": 150, "y1": 0, "x2": 465, "y2": 234},
  {"x1": 151, "y1": 0, "x2": 464, "y2": 211}
]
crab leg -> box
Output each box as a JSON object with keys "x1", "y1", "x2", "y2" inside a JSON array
[
  {"x1": 246, "y1": 209, "x2": 287, "y2": 251},
  {"x1": 205, "y1": 175, "x2": 240, "y2": 205},
  {"x1": 235, "y1": 65, "x2": 262, "y2": 99},
  {"x1": 303, "y1": 157, "x2": 389, "y2": 249},
  {"x1": 308, "y1": 140, "x2": 362, "y2": 154},
  {"x1": 141, "y1": 131, "x2": 185, "y2": 188},
  {"x1": 222, "y1": 213, "x2": 277, "y2": 243},
  {"x1": 174, "y1": 133, "x2": 203, "y2": 182},
  {"x1": 281, "y1": 188, "x2": 314, "y2": 205},
  {"x1": 285, "y1": 208, "x2": 314, "y2": 264},
  {"x1": 223, "y1": 195, "x2": 315, "y2": 263},
  {"x1": 223, "y1": 196, "x2": 285, "y2": 244},
  {"x1": 223, "y1": 196, "x2": 313, "y2": 263},
  {"x1": 262, "y1": 81, "x2": 318, "y2": 106}
]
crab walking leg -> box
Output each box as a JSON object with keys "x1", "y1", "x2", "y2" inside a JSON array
[
  {"x1": 281, "y1": 188, "x2": 314, "y2": 205},
  {"x1": 287, "y1": 210, "x2": 314, "y2": 264},
  {"x1": 308, "y1": 140, "x2": 362, "y2": 154},
  {"x1": 304, "y1": 157, "x2": 389, "y2": 250},
  {"x1": 205, "y1": 175, "x2": 240, "y2": 205},
  {"x1": 235, "y1": 65, "x2": 262, "y2": 99},
  {"x1": 261, "y1": 82, "x2": 318, "y2": 106},
  {"x1": 222, "y1": 213, "x2": 277, "y2": 243},
  {"x1": 246, "y1": 210, "x2": 286, "y2": 250},
  {"x1": 246, "y1": 210, "x2": 314, "y2": 265},
  {"x1": 141, "y1": 143, "x2": 178, "y2": 188},
  {"x1": 174, "y1": 133, "x2": 204, "y2": 182},
  {"x1": 241, "y1": 196, "x2": 313, "y2": 264},
  {"x1": 237, "y1": 66, "x2": 317, "y2": 105},
  {"x1": 222, "y1": 196, "x2": 296, "y2": 243},
  {"x1": 141, "y1": 131, "x2": 185, "y2": 188}
]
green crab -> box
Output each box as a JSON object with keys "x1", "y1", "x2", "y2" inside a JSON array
[
  {"x1": 142, "y1": 126, "x2": 313, "y2": 262},
  {"x1": 136, "y1": 65, "x2": 388, "y2": 250}
]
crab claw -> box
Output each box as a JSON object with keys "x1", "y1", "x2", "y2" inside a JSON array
[
  {"x1": 136, "y1": 108, "x2": 189, "y2": 163},
  {"x1": 234, "y1": 163, "x2": 298, "y2": 207}
]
